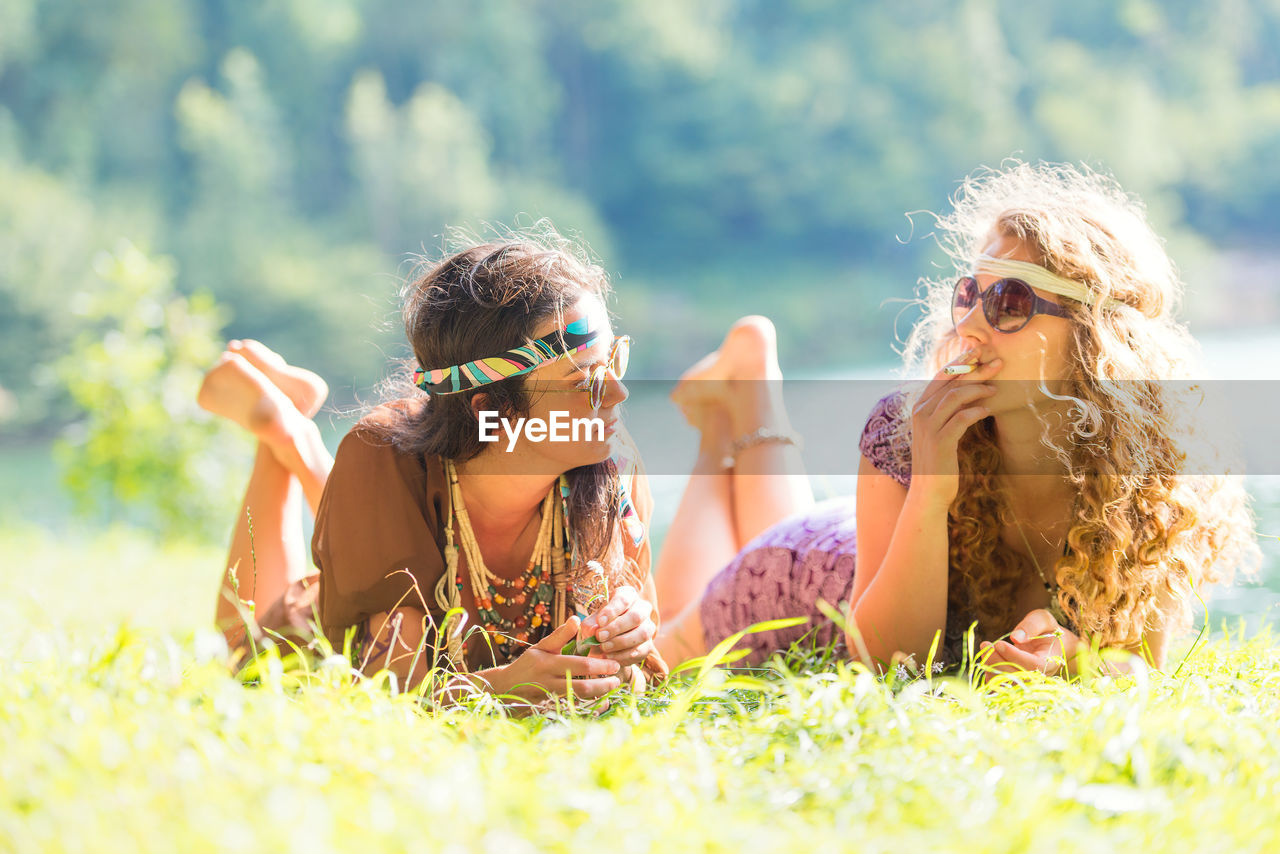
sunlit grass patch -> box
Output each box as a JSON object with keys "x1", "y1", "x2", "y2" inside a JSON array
[
  {"x1": 5, "y1": 612, "x2": 1280, "y2": 852},
  {"x1": 0, "y1": 524, "x2": 223, "y2": 638},
  {"x1": 5, "y1": 525, "x2": 1280, "y2": 851}
]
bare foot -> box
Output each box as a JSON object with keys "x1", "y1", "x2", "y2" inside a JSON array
[
  {"x1": 227, "y1": 340, "x2": 328, "y2": 418},
  {"x1": 198, "y1": 352, "x2": 301, "y2": 448},
  {"x1": 671, "y1": 316, "x2": 782, "y2": 421},
  {"x1": 718, "y1": 315, "x2": 782, "y2": 383},
  {"x1": 670, "y1": 351, "x2": 728, "y2": 427}
]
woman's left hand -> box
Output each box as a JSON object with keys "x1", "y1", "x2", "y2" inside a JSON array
[
  {"x1": 581, "y1": 585, "x2": 657, "y2": 667},
  {"x1": 979, "y1": 608, "x2": 1082, "y2": 679}
]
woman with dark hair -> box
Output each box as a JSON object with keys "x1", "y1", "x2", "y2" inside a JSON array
[{"x1": 200, "y1": 229, "x2": 664, "y2": 702}]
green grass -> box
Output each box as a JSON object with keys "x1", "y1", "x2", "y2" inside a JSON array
[
  {"x1": 4, "y1": 526, "x2": 1280, "y2": 852},
  {"x1": 0, "y1": 525, "x2": 222, "y2": 638}
]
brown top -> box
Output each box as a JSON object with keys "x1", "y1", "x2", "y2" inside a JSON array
[
  {"x1": 311, "y1": 418, "x2": 450, "y2": 649},
  {"x1": 310, "y1": 407, "x2": 657, "y2": 669}
]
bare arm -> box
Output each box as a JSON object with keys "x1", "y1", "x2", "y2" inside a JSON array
[
  {"x1": 848, "y1": 456, "x2": 952, "y2": 669},
  {"x1": 846, "y1": 357, "x2": 999, "y2": 670}
]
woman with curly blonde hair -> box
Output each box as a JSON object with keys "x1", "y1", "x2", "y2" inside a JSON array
[{"x1": 654, "y1": 162, "x2": 1259, "y2": 674}]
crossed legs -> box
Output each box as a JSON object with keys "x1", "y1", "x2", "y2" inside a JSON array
[
  {"x1": 197, "y1": 340, "x2": 333, "y2": 645},
  {"x1": 655, "y1": 317, "x2": 814, "y2": 662}
]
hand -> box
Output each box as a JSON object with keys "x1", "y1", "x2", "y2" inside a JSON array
[
  {"x1": 908, "y1": 351, "x2": 1002, "y2": 505},
  {"x1": 979, "y1": 608, "x2": 1082, "y2": 680},
  {"x1": 580, "y1": 585, "x2": 657, "y2": 667},
  {"x1": 494, "y1": 616, "x2": 622, "y2": 702}
]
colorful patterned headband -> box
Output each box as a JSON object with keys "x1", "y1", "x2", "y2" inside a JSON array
[
  {"x1": 413, "y1": 316, "x2": 601, "y2": 395},
  {"x1": 975, "y1": 255, "x2": 1123, "y2": 310}
]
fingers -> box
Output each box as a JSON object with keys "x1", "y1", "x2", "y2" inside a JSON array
[
  {"x1": 917, "y1": 356, "x2": 1003, "y2": 411},
  {"x1": 937, "y1": 403, "x2": 991, "y2": 444},
  {"x1": 928, "y1": 377, "x2": 998, "y2": 421},
  {"x1": 547, "y1": 652, "x2": 621, "y2": 679},
  {"x1": 592, "y1": 586, "x2": 639, "y2": 633},
  {"x1": 547, "y1": 655, "x2": 621, "y2": 699},
  {"x1": 914, "y1": 382, "x2": 997, "y2": 447},
  {"x1": 563, "y1": 675, "x2": 622, "y2": 700},
  {"x1": 605, "y1": 637, "x2": 656, "y2": 666},
  {"x1": 507, "y1": 672, "x2": 622, "y2": 702},
  {"x1": 600, "y1": 621, "x2": 652, "y2": 653},
  {"x1": 535, "y1": 616, "x2": 580, "y2": 651},
  {"x1": 1010, "y1": 608, "x2": 1059, "y2": 644},
  {"x1": 600, "y1": 623, "x2": 657, "y2": 664},
  {"x1": 980, "y1": 640, "x2": 1053, "y2": 675},
  {"x1": 595, "y1": 591, "x2": 652, "y2": 642},
  {"x1": 1001, "y1": 640, "x2": 1059, "y2": 675},
  {"x1": 917, "y1": 351, "x2": 978, "y2": 403}
]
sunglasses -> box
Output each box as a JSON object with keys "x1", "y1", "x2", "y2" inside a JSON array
[
  {"x1": 952, "y1": 276, "x2": 1070, "y2": 334},
  {"x1": 542, "y1": 335, "x2": 630, "y2": 410}
]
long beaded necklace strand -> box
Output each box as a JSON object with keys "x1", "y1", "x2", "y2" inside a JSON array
[{"x1": 433, "y1": 459, "x2": 572, "y2": 668}]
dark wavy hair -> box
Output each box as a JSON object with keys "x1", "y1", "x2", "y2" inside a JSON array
[{"x1": 371, "y1": 227, "x2": 630, "y2": 593}]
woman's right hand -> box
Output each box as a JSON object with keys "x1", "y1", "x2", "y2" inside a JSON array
[
  {"x1": 490, "y1": 616, "x2": 622, "y2": 702},
  {"x1": 908, "y1": 352, "x2": 1002, "y2": 506}
]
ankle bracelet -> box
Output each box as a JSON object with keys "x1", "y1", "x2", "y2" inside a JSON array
[{"x1": 721, "y1": 427, "x2": 802, "y2": 470}]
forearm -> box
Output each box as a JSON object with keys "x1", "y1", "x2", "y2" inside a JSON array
[
  {"x1": 849, "y1": 489, "x2": 952, "y2": 668},
  {"x1": 358, "y1": 609, "x2": 437, "y2": 690}
]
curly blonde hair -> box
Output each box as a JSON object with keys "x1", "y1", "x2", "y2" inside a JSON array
[{"x1": 895, "y1": 162, "x2": 1259, "y2": 649}]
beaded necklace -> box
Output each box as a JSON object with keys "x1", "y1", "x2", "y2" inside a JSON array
[{"x1": 433, "y1": 460, "x2": 572, "y2": 668}]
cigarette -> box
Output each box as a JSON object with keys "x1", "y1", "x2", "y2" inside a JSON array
[{"x1": 943, "y1": 363, "x2": 976, "y2": 375}]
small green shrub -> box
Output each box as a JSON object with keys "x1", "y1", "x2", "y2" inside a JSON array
[{"x1": 54, "y1": 240, "x2": 244, "y2": 539}]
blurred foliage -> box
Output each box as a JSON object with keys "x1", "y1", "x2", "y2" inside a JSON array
[
  {"x1": 3, "y1": 0, "x2": 1280, "y2": 431},
  {"x1": 53, "y1": 242, "x2": 244, "y2": 538}
]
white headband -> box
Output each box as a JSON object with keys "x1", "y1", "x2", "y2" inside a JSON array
[{"x1": 974, "y1": 255, "x2": 1123, "y2": 309}]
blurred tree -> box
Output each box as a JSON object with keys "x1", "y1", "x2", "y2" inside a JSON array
[
  {"x1": 54, "y1": 241, "x2": 243, "y2": 538},
  {"x1": 345, "y1": 70, "x2": 500, "y2": 255},
  {"x1": 174, "y1": 49, "x2": 393, "y2": 396},
  {"x1": 0, "y1": 0, "x2": 1278, "y2": 429},
  {"x1": 0, "y1": 160, "x2": 102, "y2": 430},
  {"x1": 0, "y1": 0, "x2": 36, "y2": 71}
]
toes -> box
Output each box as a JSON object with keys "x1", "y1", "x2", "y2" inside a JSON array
[
  {"x1": 200, "y1": 355, "x2": 296, "y2": 444},
  {"x1": 672, "y1": 316, "x2": 782, "y2": 415},
  {"x1": 197, "y1": 353, "x2": 269, "y2": 424},
  {"x1": 673, "y1": 348, "x2": 727, "y2": 390},
  {"x1": 722, "y1": 315, "x2": 777, "y2": 357},
  {"x1": 719, "y1": 315, "x2": 780, "y2": 381},
  {"x1": 236, "y1": 339, "x2": 287, "y2": 368},
  {"x1": 727, "y1": 315, "x2": 777, "y2": 344},
  {"x1": 224, "y1": 340, "x2": 328, "y2": 417}
]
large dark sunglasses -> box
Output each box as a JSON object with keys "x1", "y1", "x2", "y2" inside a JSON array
[{"x1": 952, "y1": 276, "x2": 1070, "y2": 334}]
